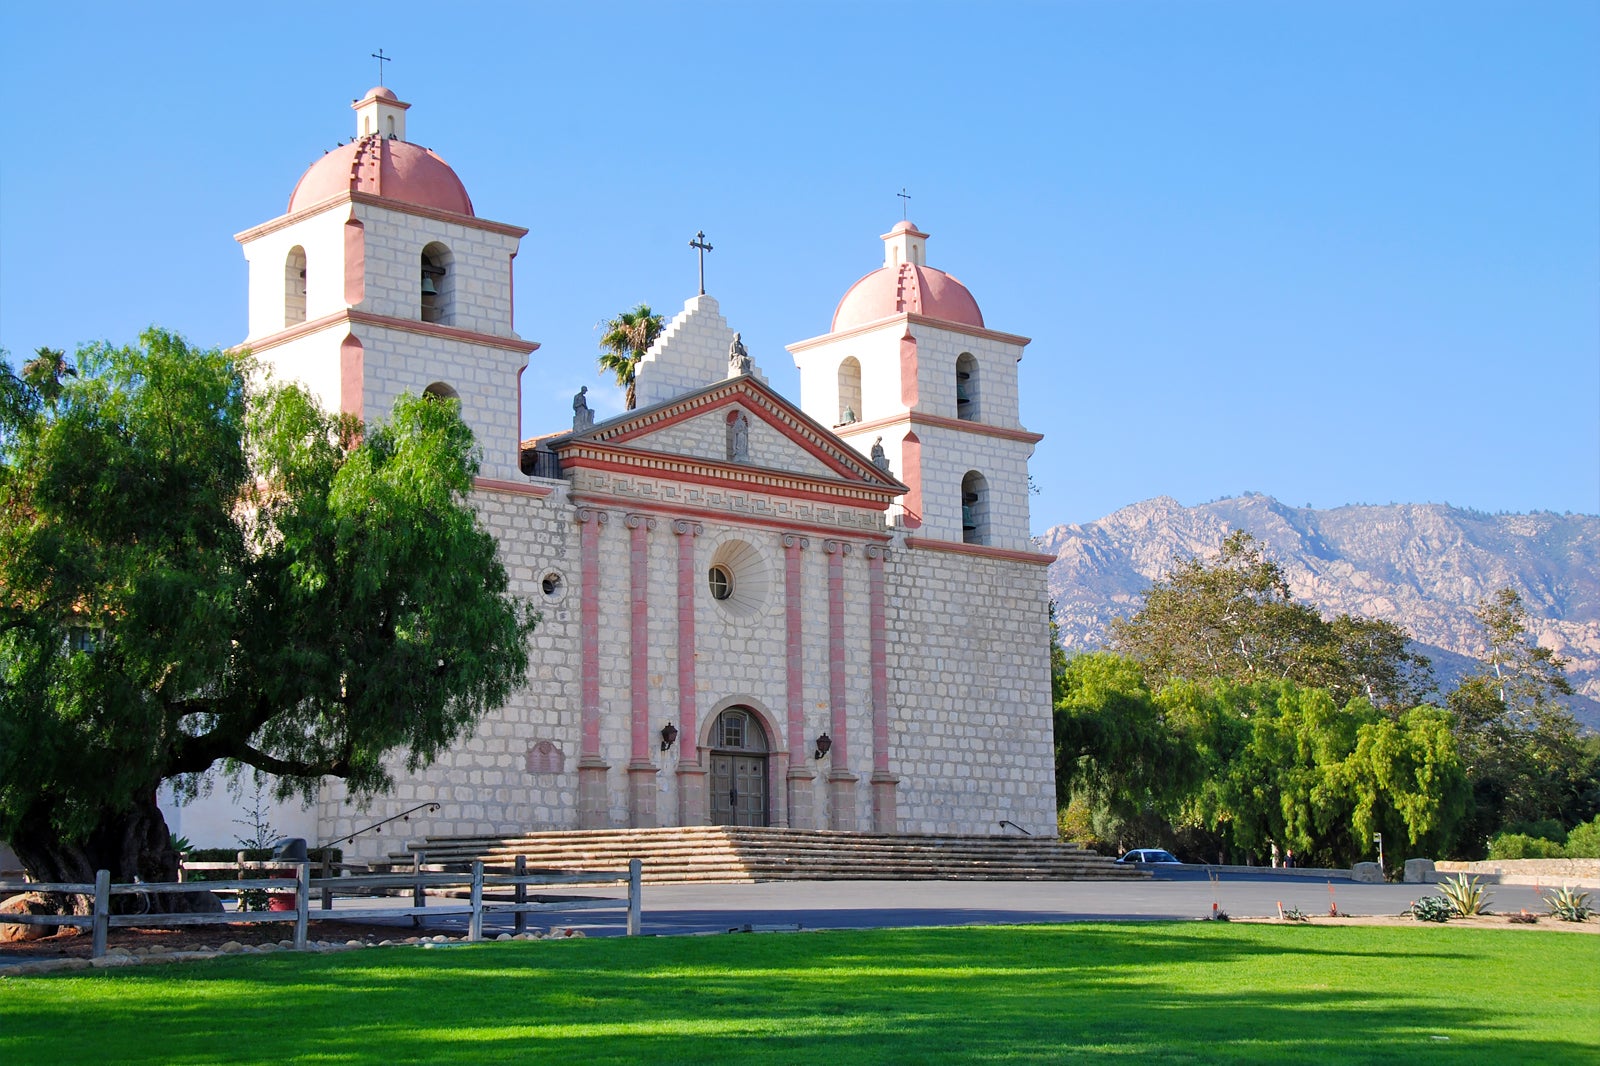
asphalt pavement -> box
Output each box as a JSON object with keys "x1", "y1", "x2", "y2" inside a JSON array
[{"x1": 361, "y1": 870, "x2": 1558, "y2": 939}]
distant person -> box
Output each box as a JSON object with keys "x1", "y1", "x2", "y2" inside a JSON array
[{"x1": 1284, "y1": 848, "x2": 1295, "y2": 869}]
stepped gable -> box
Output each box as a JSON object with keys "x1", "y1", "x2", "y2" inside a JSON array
[
  {"x1": 632, "y1": 294, "x2": 768, "y2": 409},
  {"x1": 532, "y1": 373, "x2": 908, "y2": 507}
]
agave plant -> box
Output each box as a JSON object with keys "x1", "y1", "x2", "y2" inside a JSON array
[
  {"x1": 1439, "y1": 874, "x2": 1492, "y2": 917},
  {"x1": 1409, "y1": 896, "x2": 1453, "y2": 923},
  {"x1": 1544, "y1": 886, "x2": 1594, "y2": 923}
]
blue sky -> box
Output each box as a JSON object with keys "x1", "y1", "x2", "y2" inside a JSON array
[{"x1": 2, "y1": 2, "x2": 1595, "y2": 528}]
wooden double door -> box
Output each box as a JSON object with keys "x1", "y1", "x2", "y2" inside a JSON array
[{"x1": 708, "y1": 707, "x2": 769, "y2": 827}]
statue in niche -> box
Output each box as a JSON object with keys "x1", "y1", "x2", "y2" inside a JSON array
[
  {"x1": 728, "y1": 332, "x2": 753, "y2": 376},
  {"x1": 728, "y1": 411, "x2": 750, "y2": 462},
  {"x1": 572, "y1": 385, "x2": 594, "y2": 431},
  {"x1": 871, "y1": 436, "x2": 890, "y2": 472},
  {"x1": 840, "y1": 406, "x2": 857, "y2": 425}
]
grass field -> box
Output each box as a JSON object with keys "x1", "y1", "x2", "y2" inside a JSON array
[{"x1": 3, "y1": 923, "x2": 1596, "y2": 1064}]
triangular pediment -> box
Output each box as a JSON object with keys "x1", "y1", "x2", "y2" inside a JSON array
[{"x1": 534, "y1": 375, "x2": 905, "y2": 502}]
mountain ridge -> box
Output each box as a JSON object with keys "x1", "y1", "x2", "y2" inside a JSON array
[{"x1": 1038, "y1": 494, "x2": 1600, "y2": 727}]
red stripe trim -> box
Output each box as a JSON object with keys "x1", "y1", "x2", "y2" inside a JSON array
[
  {"x1": 903, "y1": 536, "x2": 1056, "y2": 566},
  {"x1": 243, "y1": 309, "x2": 539, "y2": 356},
  {"x1": 568, "y1": 493, "x2": 892, "y2": 544},
  {"x1": 844, "y1": 410, "x2": 1044, "y2": 445},
  {"x1": 787, "y1": 313, "x2": 1031, "y2": 352},
  {"x1": 472, "y1": 477, "x2": 554, "y2": 498},
  {"x1": 561, "y1": 450, "x2": 900, "y2": 508}
]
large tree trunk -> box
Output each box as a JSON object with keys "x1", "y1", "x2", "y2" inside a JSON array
[{"x1": 6, "y1": 791, "x2": 190, "y2": 915}]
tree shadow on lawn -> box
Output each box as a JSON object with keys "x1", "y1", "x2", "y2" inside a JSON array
[{"x1": 6, "y1": 924, "x2": 1592, "y2": 1065}]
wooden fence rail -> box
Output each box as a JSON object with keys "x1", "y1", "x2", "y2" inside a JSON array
[{"x1": 0, "y1": 859, "x2": 643, "y2": 959}]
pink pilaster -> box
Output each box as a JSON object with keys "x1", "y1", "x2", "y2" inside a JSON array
[
  {"x1": 866, "y1": 544, "x2": 898, "y2": 831},
  {"x1": 626, "y1": 513, "x2": 658, "y2": 828},
  {"x1": 576, "y1": 508, "x2": 610, "y2": 828},
  {"x1": 673, "y1": 520, "x2": 708, "y2": 825},
  {"x1": 824, "y1": 540, "x2": 859, "y2": 830},
  {"x1": 782, "y1": 533, "x2": 815, "y2": 829}
]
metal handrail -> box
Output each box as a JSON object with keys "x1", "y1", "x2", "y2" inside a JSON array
[
  {"x1": 317, "y1": 801, "x2": 440, "y2": 850},
  {"x1": 997, "y1": 819, "x2": 1033, "y2": 836}
]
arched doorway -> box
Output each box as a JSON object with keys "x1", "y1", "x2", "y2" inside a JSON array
[{"x1": 708, "y1": 707, "x2": 769, "y2": 827}]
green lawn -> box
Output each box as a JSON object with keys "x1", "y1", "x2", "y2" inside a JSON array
[{"x1": 3, "y1": 924, "x2": 1596, "y2": 1064}]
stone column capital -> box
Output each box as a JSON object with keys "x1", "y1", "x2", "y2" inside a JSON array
[
  {"x1": 625, "y1": 513, "x2": 657, "y2": 531},
  {"x1": 576, "y1": 507, "x2": 609, "y2": 526},
  {"x1": 672, "y1": 519, "x2": 704, "y2": 537},
  {"x1": 824, "y1": 539, "x2": 853, "y2": 556},
  {"x1": 864, "y1": 543, "x2": 889, "y2": 561},
  {"x1": 781, "y1": 533, "x2": 810, "y2": 551}
]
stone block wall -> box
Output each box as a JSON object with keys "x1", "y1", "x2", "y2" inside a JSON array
[
  {"x1": 353, "y1": 203, "x2": 521, "y2": 338},
  {"x1": 882, "y1": 542, "x2": 1057, "y2": 836}
]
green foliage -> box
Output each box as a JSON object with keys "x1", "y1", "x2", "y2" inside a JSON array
[
  {"x1": 1053, "y1": 653, "x2": 1198, "y2": 847},
  {"x1": 0, "y1": 330, "x2": 538, "y2": 882},
  {"x1": 1110, "y1": 531, "x2": 1433, "y2": 710},
  {"x1": 1438, "y1": 874, "x2": 1492, "y2": 917},
  {"x1": 1562, "y1": 815, "x2": 1600, "y2": 859},
  {"x1": 596, "y1": 303, "x2": 664, "y2": 411},
  {"x1": 1543, "y1": 886, "x2": 1593, "y2": 922},
  {"x1": 1486, "y1": 833, "x2": 1567, "y2": 859},
  {"x1": 1446, "y1": 588, "x2": 1592, "y2": 855},
  {"x1": 1409, "y1": 895, "x2": 1454, "y2": 922}
]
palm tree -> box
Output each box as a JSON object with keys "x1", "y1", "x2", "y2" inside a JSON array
[{"x1": 597, "y1": 304, "x2": 664, "y2": 410}]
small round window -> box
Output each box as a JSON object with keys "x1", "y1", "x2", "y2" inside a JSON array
[
  {"x1": 708, "y1": 565, "x2": 733, "y2": 601},
  {"x1": 540, "y1": 572, "x2": 565, "y2": 601}
]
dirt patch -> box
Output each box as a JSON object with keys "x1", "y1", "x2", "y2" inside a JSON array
[
  {"x1": 1229, "y1": 912, "x2": 1599, "y2": 933},
  {"x1": 0, "y1": 916, "x2": 465, "y2": 962}
]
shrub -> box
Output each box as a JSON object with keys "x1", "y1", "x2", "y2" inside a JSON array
[
  {"x1": 1409, "y1": 896, "x2": 1453, "y2": 922},
  {"x1": 1502, "y1": 819, "x2": 1568, "y2": 844},
  {"x1": 1562, "y1": 817, "x2": 1600, "y2": 859},
  {"x1": 1439, "y1": 874, "x2": 1492, "y2": 917},
  {"x1": 1486, "y1": 833, "x2": 1565, "y2": 860},
  {"x1": 1544, "y1": 887, "x2": 1594, "y2": 922}
]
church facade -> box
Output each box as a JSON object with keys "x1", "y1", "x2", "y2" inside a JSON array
[{"x1": 225, "y1": 86, "x2": 1057, "y2": 853}]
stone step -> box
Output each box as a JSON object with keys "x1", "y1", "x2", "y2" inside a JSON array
[{"x1": 386, "y1": 827, "x2": 1139, "y2": 883}]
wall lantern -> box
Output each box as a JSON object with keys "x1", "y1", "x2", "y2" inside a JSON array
[
  {"x1": 813, "y1": 733, "x2": 832, "y2": 760},
  {"x1": 660, "y1": 722, "x2": 679, "y2": 752}
]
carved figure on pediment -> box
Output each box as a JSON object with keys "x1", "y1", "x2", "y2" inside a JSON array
[
  {"x1": 728, "y1": 332, "x2": 753, "y2": 376},
  {"x1": 572, "y1": 385, "x2": 594, "y2": 431}
]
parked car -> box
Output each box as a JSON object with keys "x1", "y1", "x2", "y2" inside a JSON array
[{"x1": 1115, "y1": 849, "x2": 1182, "y2": 866}]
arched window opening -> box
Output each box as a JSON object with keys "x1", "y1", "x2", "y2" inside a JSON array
[
  {"x1": 284, "y1": 246, "x2": 307, "y2": 327},
  {"x1": 837, "y1": 357, "x2": 862, "y2": 425},
  {"x1": 955, "y1": 352, "x2": 979, "y2": 422},
  {"x1": 423, "y1": 381, "x2": 459, "y2": 402},
  {"x1": 961, "y1": 470, "x2": 989, "y2": 546},
  {"x1": 386, "y1": 115, "x2": 395, "y2": 138},
  {"x1": 420, "y1": 242, "x2": 454, "y2": 325}
]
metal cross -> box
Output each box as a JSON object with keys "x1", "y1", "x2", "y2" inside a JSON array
[
  {"x1": 372, "y1": 48, "x2": 392, "y2": 86},
  {"x1": 689, "y1": 231, "x2": 713, "y2": 295},
  {"x1": 897, "y1": 188, "x2": 912, "y2": 220}
]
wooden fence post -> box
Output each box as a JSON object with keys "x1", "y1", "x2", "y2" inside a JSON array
[
  {"x1": 627, "y1": 859, "x2": 641, "y2": 936},
  {"x1": 91, "y1": 869, "x2": 110, "y2": 959},
  {"x1": 412, "y1": 850, "x2": 425, "y2": 929},
  {"x1": 513, "y1": 855, "x2": 527, "y2": 935},
  {"x1": 468, "y1": 861, "x2": 483, "y2": 943},
  {"x1": 294, "y1": 862, "x2": 309, "y2": 950}
]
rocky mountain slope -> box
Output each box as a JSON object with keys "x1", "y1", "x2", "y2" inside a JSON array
[{"x1": 1038, "y1": 494, "x2": 1600, "y2": 728}]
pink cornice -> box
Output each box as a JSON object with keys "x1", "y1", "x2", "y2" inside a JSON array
[
  {"x1": 568, "y1": 492, "x2": 893, "y2": 544},
  {"x1": 472, "y1": 477, "x2": 555, "y2": 498},
  {"x1": 904, "y1": 536, "x2": 1056, "y2": 566},
  {"x1": 241, "y1": 309, "x2": 539, "y2": 356},
  {"x1": 559, "y1": 449, "x2": 900, "y2": 508},
  {"x1": 787, "y1": 313, "x2": 1031, "y2": 353},
  {"x1": 588, "y1": 378, "x2": 899, "y2": 488},
  {"x1": 235, "y1": 191, "x2": 528, "y2": 244},
  {"x1": 841, "y1": 410, "x2": 1044, "y2": 445}
]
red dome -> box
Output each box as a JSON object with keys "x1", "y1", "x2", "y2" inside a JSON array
[
  {"x1": 832, "y1": 262, "x2": 984, "y2": 332},
  {"x1": 288, "y1": 135, "x2": 474, "y2": 216}
]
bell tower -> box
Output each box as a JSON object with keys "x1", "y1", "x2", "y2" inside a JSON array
[
  {"x1": 235, "y1": 86, "x2": 536, "y2": 480},
  {"x1": 787, "y1": 221, "x2": 1041, "y2": 552}
]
